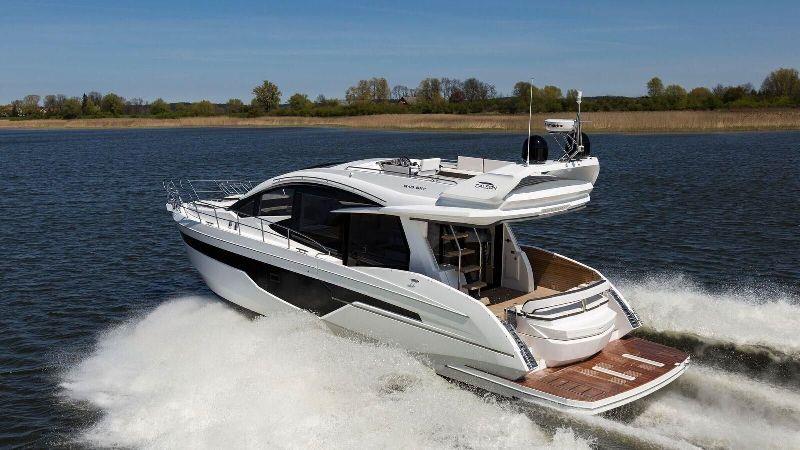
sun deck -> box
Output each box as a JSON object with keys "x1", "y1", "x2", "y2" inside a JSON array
[{"x1": 515, "y1": 337, "x2": 688, "y2": 402}]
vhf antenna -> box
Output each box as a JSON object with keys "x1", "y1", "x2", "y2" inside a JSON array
[
  {"x1": 576, "y1": 90, "x2": 583, "y2": 153},
  {"x1": 526, "y1": 78, "x2": 533, "y2": 166}
]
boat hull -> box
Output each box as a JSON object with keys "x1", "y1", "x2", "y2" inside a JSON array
[
  {"x1": 176, "y1": 220, "x2": 688, "y2": 415},
  {"x1": 176, "y1": 221, "x2": 534, "y2": 380}
]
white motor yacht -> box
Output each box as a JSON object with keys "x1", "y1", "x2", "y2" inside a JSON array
[{"x1": 163, "y1": 110, "x2": 688, "y2": 414}]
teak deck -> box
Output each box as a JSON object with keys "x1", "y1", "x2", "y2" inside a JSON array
[
  {"x1": 515, "y1": 337, "x2": 688, "y2": 402},
  {"x1": 483, "y1": 286, "x2": 559, "y2": 317}
]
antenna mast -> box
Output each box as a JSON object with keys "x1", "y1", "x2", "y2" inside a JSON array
[
  {"x1": 526, "y1": 78, "x2": 533, "y2": 166},
  {"x1": 576, "y1": 90, "x2": 583, "y2": 152}
]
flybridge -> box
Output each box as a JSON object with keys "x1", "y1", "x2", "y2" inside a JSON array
[
  {"x1": 251, "y1": 154, "x2": 599, "y2": 226},
  {"x1": 242, "y1": 100, "x2": 600, "y2": 225}
]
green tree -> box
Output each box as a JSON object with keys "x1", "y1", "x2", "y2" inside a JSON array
[
  {"x1": 288, "y1": 93, "x2": 312, "y2": 110},
  {"x1": 440, "y1": 78, "x2": 463, "y2": 101},
  {"x1": 191, "y1": 100, "x2": 216, "y2": 116},
  {"x1": 315, "y1": 95, "x2": 339, "y2": 107},
  {"x1": 647, "y1": 77, "x2": 664, "y2": 98},
  {"x1": 448, "y1": 88, "x2": 465, "y2": 103},
  {"x1": 370, "y1": 77, "x2": 390, "y2": 102},
  {"x1": 83, "y1": 97, "x2": 100, "y2": 116},
  {"x1": 125, "y1": 97, "x2": 145, "y2": 116},
  {"x1": 565, "y1": 89, "x2": 579, "y2": 109},
  {"x1": 714, "y1": 84, "x2": 753, "y2": 104},
  {"x1": 226, "y1": 98, "x2": 244, "y2": 114},
  {"x1": 21, "y1": 95, "x2": 41, "y2": 117},
  {"x1": 173, "y1": 103, "x2": 190, "y2": 117},
  {"x1": 149, "y1": 98, "x2": 170, "y2": 116},
  {"x1": 391, "y1": 85, "x2": 412, "y2": 100},
  {"x1": 687, "y1": 87, "x2": 713, "y2": 109},
  {"x1": 663, "y1": 84, "x2": 687, "y2": 109},
  {"x1": 100, "y1": 93, "x2": 125, "y2": 115},
  {"x1": 346, "y1": 79, "x2": 372, "y2": 104},
  {"x1": 761, "y1": 67, "x2": 800, "y2": 99},
  {"x1": 416, "y1": 78, "x2": 443, "y2": 102},
  {"x1": 43, "y1": 94, "x2": 66, "y2": 117},
  {"x1": 252, "y1": 80, "x2": 281, "y2": 112},
  {"x1": 463, "y1": 78, "x2": 495, "y2": 101},
  {"x1": 513, "y1": 81, "x2": 534, "y2": 98},
  {"x1": 540, "y1": 85, "x2": 564, "y2": 112},
  {"x1": 87, "y1": 91, "x2": 102, "y2": 105},
  {"x1": 62, "y1": 97, "x2": 82, "y2": 119},
  {"x1": 512, "y1": 81, "x2": 539, "y2": 111}
]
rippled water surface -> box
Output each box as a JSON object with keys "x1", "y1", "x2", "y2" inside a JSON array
[{"x1": 1, "y1": 128, "x2": 798, "y2": 448}]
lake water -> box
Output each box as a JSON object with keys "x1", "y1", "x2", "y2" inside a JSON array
[{"x1": 1, "y1": 127, "x2": 799, "y2": 448}]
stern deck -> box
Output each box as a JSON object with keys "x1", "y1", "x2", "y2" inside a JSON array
[{"x1": 515, "y1": 337, "x2": 689, "y2": 402}]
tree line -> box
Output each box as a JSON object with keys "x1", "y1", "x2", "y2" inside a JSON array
[{"x1": 2, "y1": 68, "x2": 799, "y2": 120}]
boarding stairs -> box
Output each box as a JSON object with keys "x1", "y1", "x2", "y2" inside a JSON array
[{"x1": 442, "y1": 225, "x2": 488, "y2": 296}]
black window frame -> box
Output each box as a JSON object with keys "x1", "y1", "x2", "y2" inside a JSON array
[
  {"x1": 257, "y1": 186, "x2": 295, "y2": 218},
  {"x1": 346, "y1": 213, "x2": 410, "y2": 270},
  {"x1": 228, "y1": 183, "x2": 380, "y2": 258}
]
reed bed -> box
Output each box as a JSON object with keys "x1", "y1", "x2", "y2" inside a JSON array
[{"x1": 2, "y1": 109, "x2": 800, "y2": 133}]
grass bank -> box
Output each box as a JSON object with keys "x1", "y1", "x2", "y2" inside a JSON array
[{"x1": 2, "y1": 109, "x2": 800, "y2": 133}]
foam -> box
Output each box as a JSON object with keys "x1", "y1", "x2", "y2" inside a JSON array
[
  {"x1": 566, "y1": 363, "x2": 800, "y2": 449},
  {"x1": 61, "y1": 297, "x2": 590, "y2": 449},
  {"x1": 616, "y1": 274, "x2": 800, "y2": 355},
  {"x1": 627, "y1": 364, "x2": 800, "y2": 448}
]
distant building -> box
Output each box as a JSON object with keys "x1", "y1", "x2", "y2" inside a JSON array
[{"x1": 398, "y1": 96, "x2": 418, "y2": 106}]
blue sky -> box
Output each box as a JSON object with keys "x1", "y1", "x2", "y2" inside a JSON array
[{"x1": 1, "y1": 0, "x2": 798, "y2": 103}]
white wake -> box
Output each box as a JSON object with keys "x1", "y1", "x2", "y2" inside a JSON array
[
  {"x1": 628, "y1": 364, "x2": 800, "y2": 449},
  {"x1": 575, "y1": 364, "x2": 800, "y2": 449},
  {"x1": 616, "y1": 274, "x2": 800, "y2": 355},
  {"x1": 60, "y1": 297, "x2": 589, "y2": 449}
]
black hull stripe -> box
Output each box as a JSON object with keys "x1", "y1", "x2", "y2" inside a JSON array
[{"x1": 180, "y1": 231, "x2": 421, "y2": 321}]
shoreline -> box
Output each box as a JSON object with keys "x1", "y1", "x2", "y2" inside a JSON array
[{"x1": 2, "y1": 110, "x2": 800, "y2": 133}]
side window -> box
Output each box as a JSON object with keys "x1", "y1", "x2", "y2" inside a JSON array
[
  {"x1": 292, "y1": 185, "x2": 377, "y2": 256},
  {"x1": 259, "y1": 187, "x2": 294, "y2": 218},
  {"x1": 230, "y1": 195, "x2": 257, "y2": 217},
  {"x1": 347, "y1": 214, "x2": 409, "y2": 270}
]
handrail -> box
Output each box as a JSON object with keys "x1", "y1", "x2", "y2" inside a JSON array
[
  {"x1": 180, "y1": 179, "x2": 256, "y2": 201},
  {"x1": 164, "y1": 179, "x2": 334, "y2": 257},
  {"x1": 345, "y1": 165, "x2": 458, "y2": 185}
]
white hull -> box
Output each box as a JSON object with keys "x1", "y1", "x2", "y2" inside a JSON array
[
  {"x1": 165, "y1": 150, "x2": 689, "y2": 414},
  {"x1": 179, "y1": 220, "x2": 688, "y2": 413}
]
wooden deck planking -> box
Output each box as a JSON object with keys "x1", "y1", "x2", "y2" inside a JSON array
[
  {"x1": 514, "y1": 337, "x2": 688, "y2": 402},
  {"x1": 483, "y1": 286, "x2": 560, "y2": 317},
  {"x1": 521, "y1": 246, "x2": 601, "y2": 292}
]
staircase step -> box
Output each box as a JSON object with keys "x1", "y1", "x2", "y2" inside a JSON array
[
  {"x1": 442, "y1": 232, "x2": 469, "y2": 241},
  {"x1": 464, "y1": 281, "x2": 488, "y2": 291},
  {"x1": 444, "y1": 248, "x2": 475, "y2": 258},
  {"x1": 459, "y1": 264, "x2": 481, "y2": 274}
]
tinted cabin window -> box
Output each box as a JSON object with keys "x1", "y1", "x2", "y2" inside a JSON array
[
  {"x1": 347, "y1": 214, "x2": 409, "y2": 270},
  {"x1": 230, "y1": 196, "x2": 257, "y2": 217},
  {"x1": 291, "y1": 185, "x2": 377, "y2": 256},
  {"x1": 259, "y1": 187, "x2": 294, "y2": 218}
]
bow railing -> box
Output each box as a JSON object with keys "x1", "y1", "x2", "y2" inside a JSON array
[{"x1": 162, "y1": 179, "x2": 334, "y2": 257}]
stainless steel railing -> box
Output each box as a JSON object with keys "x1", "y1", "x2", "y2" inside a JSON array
[
  {"x1": 163, "y1": 179, "x2": 334, "y2": 257},
  {"x1": 183, "y1": 179, "x2": 256, "y2": 200},
  {"x1": 345, "y1": 165, "x2": 458, "y2": 185}
]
